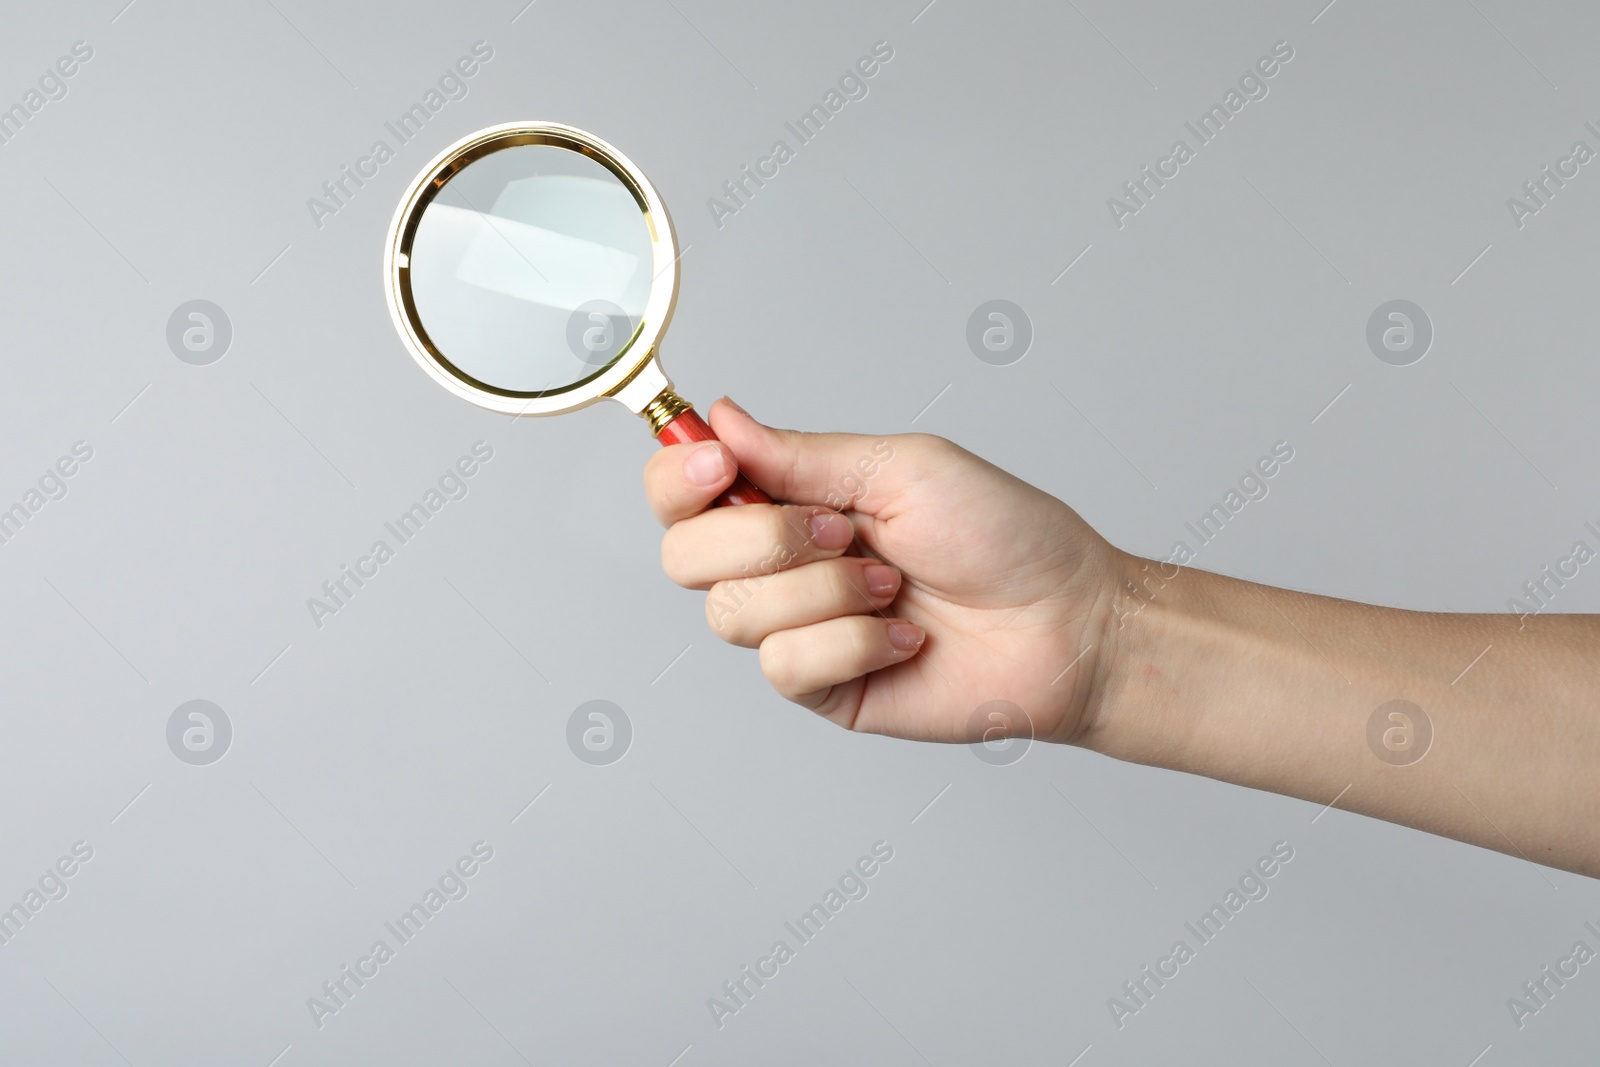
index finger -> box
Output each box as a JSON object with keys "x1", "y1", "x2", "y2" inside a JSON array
[{"x1": 643, "y1": 440, "x2": 738, "y2": 525}]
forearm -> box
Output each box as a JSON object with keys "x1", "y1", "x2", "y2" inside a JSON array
[{"x1": 1081, "y1": 554, "x2": 1600, "y2": 878}]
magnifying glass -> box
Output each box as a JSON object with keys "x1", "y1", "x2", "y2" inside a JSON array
[{"x1": 384, "y1": 121, "x2": 770, "y2": 507}]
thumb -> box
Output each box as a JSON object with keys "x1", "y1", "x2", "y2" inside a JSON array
[{"x1": 705, "y1": 397, "x2": 914, "y2": 515}]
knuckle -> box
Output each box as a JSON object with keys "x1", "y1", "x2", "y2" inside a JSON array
[
  {"x1": 659, "y1": 529, "x2": 691, "y2": 586},
  {"x1": 845, "y1": 620, "x2": 879, "y2": 666},
  {"x1": 761, "y1": 507, "x2": 809, "y2": 571},
  {"x1": 907, "y1": 432, "x2": 958, "y2": 461},
  {"x1": 642, "y1": 446, "x2": 669, "y2": 484},
  {"x1": 705, "y1": 581, "x2": 753, "y2": 645},
  {"x1": 832, "y1": 562, "x2": 874, "y2": 608},
  {"x1": 758, "y1": 635, "x2": 800, "y2": 694}
]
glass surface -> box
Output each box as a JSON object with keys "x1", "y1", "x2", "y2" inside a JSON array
[{"x1": 409, "y1": 144, "x2": 655, "y2": 393}]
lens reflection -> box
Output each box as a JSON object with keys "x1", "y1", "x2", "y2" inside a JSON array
[{"x1": 409, "y1": 144, "x2": 654, "y2": 393}]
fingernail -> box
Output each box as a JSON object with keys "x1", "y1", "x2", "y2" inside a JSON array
[
  {"x1": 864, "y1": 564, "x2": 899, "y2": 597},
  {"x1": 807, "y1": 511, "x2": 853, "y2": 550},
  {"x1": 720, "y1": 396, "x2": 748, "y2": 416},
  {"x1": 887, "y1": 621, "x2": 925, "y2": 651},
  {"x1": 684, "y1": 442, "x2": 727, "y2": 487}
]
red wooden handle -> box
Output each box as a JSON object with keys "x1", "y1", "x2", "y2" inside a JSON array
[{"x1": 656, "y1": 408, "x2": 772, "y2": 507}]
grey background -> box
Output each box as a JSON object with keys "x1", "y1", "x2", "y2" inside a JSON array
[{"x1": 2, "y1": 0, "x2": 1597, "y2": 1064}]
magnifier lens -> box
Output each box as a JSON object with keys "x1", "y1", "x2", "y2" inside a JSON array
[{"x1": 409, "y1": 144, "x2": 654, "y2": 394}]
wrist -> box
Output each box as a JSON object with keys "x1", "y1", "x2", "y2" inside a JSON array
[
  {"x1": 1069, "y1": 550, "x2": 1159, "y2": 755},
  {"x1": 1071, "y1": 552, "x2": 1251, "y2": 768},
  {"x1": 1074, "y1": 554, "x2": 1375, "y2": 782}
]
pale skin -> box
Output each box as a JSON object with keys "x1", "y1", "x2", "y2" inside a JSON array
[{"x1": 645, "y1": 399, "x2": 1600, "y2": 879}]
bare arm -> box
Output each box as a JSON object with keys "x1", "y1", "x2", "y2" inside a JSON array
[
  {"x1": 645, "y1": 401, "x2": 1600, "y2": 878},
  {"x1": 1089, "y1": 563, "x2": 1600, "y2": 877}
]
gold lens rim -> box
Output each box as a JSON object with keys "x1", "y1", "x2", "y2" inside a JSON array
[{"x1": 384, "y1": 121, "x2": 679, "y2": 417}]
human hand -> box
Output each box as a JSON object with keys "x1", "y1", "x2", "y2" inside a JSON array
[{"x1": 643, "y1": 398, "x2": 1129, "y2": 744}]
